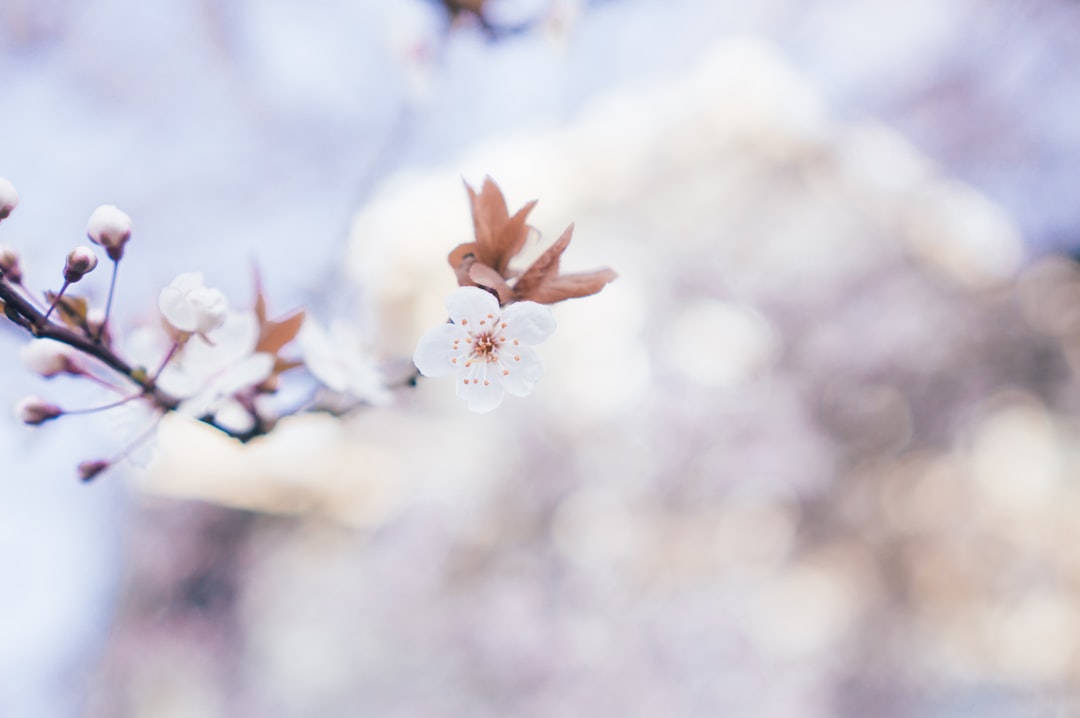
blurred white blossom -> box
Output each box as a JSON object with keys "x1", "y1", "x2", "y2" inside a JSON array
[
  {"x1": 0, "y1": 177, "x2": 18, "y2": 220},
  {"x1": 129, "y1": 311, "x2": 274, "y2": 435},
  {"x1": 158, "y1": 272, "x2": 228, "y2": 339},
  {"x1": 298, "y1": 318, "x2": 390, "y2": 405}
]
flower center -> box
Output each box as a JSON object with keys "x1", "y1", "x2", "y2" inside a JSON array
[{"x1": 473, "y1": 331, "x2": 500, "y2": 361}]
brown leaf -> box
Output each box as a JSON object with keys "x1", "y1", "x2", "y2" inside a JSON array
[
  {"x1": 466, "y1": 177, "x2": 509, "y2": 269},
  {"x1": 462, "y1": 177, "x2": 537, "y2": 276},
  {"x1": 449, "y1": 178, "x2": 615, "y2": 305},
  {"x1": 518, "y1": 268, "x2": 618, "y2": 304},
  {"x1": 252, "y1": 264, "x2": 271, "y2": 325},
  {"x1": 512, "y1": 224, "x2": 617, "y2": 303},
  {"x1": 256, "y1": 309, "x2": 305, "y2": 355},
  {"x1": 494, "y1": 199, "x2": 537, "y2": 275},
  {"x1": 44, "y1": 291, "x2": 89, "y2": 331},
  {"x1": 448, "y1": 242, "x2": 479, "y2": 274},
  {"x1": 468, "y1": 262, "x2": 514, "y2": 304},
  {"x1": 511, "y1": 223, "x2": 573, "y2": 300},
  {"x1": 442, "y1": 0, "x2": 487, "y2": 16},
  {"x1": 251, "y1": 266, "x2": 306, "y2": 356}
]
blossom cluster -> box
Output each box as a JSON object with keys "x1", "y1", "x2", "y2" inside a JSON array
[
  {"x1": 413, "y1": 177, "x2": 616, "y2": 411},
  {"x1": 0, "y1": 175, "x2": 613, "y2": 480}
]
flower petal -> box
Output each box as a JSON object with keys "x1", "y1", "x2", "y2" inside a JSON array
[
  {"x1": 216, "y1": 353, "x2": 275, "y2": 395},
  {"x1": 186, "y1": 312, "x2": 260, "y2": 368},
  {"x1": 446, "y1": 286, "x2": 499, "y2": 327},
  {"x1": 500, "y1": 301, "x2": 556, "y2": 345},
  {"x1": 413, "y1": 323, "x2": 465, "y2": 377},
  {"x1": 159, "y1": 284, "x2": 199, "y2": 332},
  {"x1": 456, "y1": 368, "x2": 505, "y2": 413},
  {"x1": 499, "y1": 345, "x2": 543, "y2": 397},
  {"x1": 214, "y1": 400, "x2": 256, "y2": 434}
]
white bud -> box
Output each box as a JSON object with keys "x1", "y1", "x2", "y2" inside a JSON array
[
  {"x1": 20, "y1": 339, "x2": 83, "y2": 378},
  {"x1": 0, "y1": 177, "x2": 18, "y2": 220},
  {"x1": 0, "y1": 244, "x2": 22, "y2": 283},
  {"x1": 16, "y1": 396, "x2": 62, "y2": 425},
  {"x1": 86, "y1": 204, "x2": 132, "y2": 260},
  {"x1": 158, "y1": 272, "x2": 228, "y2": 337},
  {"x1": 64, "y1": 245, "x2": 99, "y2": 283}
]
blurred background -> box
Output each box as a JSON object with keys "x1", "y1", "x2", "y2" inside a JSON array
[{"x1": 2, "y1": 0, "x2": 1080, "y2": 716}]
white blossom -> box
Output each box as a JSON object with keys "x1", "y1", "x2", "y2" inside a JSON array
[
  {"x1": 158, "y1": 272, "x2": 228, "y2": 338},
  {"x1": 0, "y1": 177, "x2": 18, "y2": 220},
  {"x1": 20, "y1": 339, "x2": 83, "y2": 378},
  {"x1": 86, "y1": 204, "x2": 132, "y2": 259},
  {"x1": 298, "y1": 318, "x2": 391, "y2": 405},
  {"x1": 129, "y1": 310, "x2": 274, "y2": 435},
  {"x1": 413, "y1": 287, "x2": 555, "y2": 412}
]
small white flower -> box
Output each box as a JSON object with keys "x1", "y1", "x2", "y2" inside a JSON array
[
  {"x1": 298, "y1": 318, "x2": 391, "y2": 405},
  {"x1": 131, "y1": 310, "x2": 274, "y2": 435},
  {"x1": 413, "y1": 286, "x2": 555, "y2": 412},
  {"x1": 158, "y1": 272, "x2": 228, "y2": 338},
  {"x1": 0, "y1": 177, "x2": 18, "y2": 220},
  {"x1": 86, "y1": 204, "x2": 132, "y2": 259},
  {"x1": 20, "y1": 339, "x2": 83, "y2": 378}
]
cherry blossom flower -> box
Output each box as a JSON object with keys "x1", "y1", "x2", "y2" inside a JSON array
[
  {"x1": 128, "y1": 310, "x2": 274, "y2": 435},
  {"x1": 413, "y1": 286, "x2": 555, "y2": 412},
  {"x1": 162, "y1": 312, "x2": 274, "y2": 433},
  {"x1": 298, "y1": 318, "x2": 391, "y2": 405},
  {"x1": 86, "y1": 204, "x2": 132, "y2": 260},
  {"x1": 158, "y1": 272, "x2": 228, "y2": 339}
]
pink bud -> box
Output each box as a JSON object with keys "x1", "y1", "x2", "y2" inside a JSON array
[
  {"x1": 86, "y1": 205, "x2": 132, "y2": 261},
  {"x1": 0, "y1": 244, "x2": 22, "y2": 283},
  {"x1": 77, "y1": 460, "x2": 110, "y2": 482},
  {"x1": 16, "y1": 396, "x2": 63, "y2": 425},
  {"x1": 64, "y1": 245, "x2": 99, "y2": 283},
  {"x1": 20, "y1": 339, "x2": 83, "y2": 378}
]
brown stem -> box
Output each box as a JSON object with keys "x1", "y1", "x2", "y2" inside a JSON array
[
  {"x1": 0, "y1": 275, "x2": 180, "y2": 410},
  {"x1": 43, "y1": 279, "x2": 70, "y2": 321}
]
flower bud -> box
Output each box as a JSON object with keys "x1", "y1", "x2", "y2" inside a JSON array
[
  {"x1": 64, "y1": 245, "x2": 99, "y2": 283},
  {"x1": 16, "y1": 396, "x2": 62, "y2": 425},
  {"x1": 77, "y1": 459, "x2": 110, "y2": 482},
  {"x1": 86, "y1": 204, "x2": 132, "y2": 261},
  {"x1": 0, "y1": 177, "x2": 18, "y2": 221},
  {"x1": 20, "y1": 339, "x2": 83, "y2": 378},
  {"x1": 0, "y1": 244, "x2": 22, "y2": 283},
  {"x1": 158, "y1": 272, "x2": 228, "y2": 337}
]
